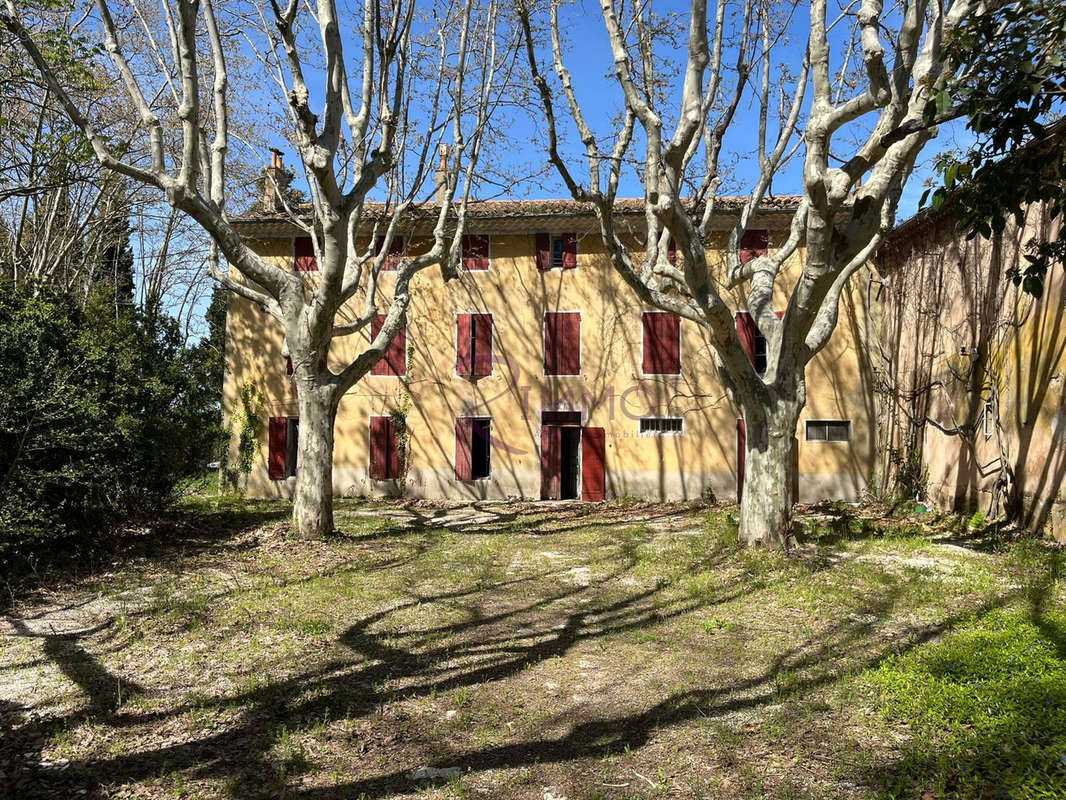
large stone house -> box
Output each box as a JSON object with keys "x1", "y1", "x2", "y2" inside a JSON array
[
  {"x1": 223, "y1": 197, "x2": 875, "y2": 504},
  {"x1": 221, "y1": 175, "x2": 1065, "y2": 540}
]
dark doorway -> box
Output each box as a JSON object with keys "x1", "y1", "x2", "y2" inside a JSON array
[{"x1": 560, "y1": 427, "x2": 581, "y2": 499}]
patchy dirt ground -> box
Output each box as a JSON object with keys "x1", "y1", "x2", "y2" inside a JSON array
[{"x1": 1, "y1": 500, "x2": 1063, "y2": 799}]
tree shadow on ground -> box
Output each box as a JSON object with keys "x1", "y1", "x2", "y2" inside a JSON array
[{"x1": 3, "y1": 527, "x2": 1029, "y2": 800}]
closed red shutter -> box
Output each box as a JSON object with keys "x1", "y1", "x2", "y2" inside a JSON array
[
  {"x1": 535, "y1": 232, "x2": 551, "y2": 270},
  {"x1": 740, "y1": 229, "x2": 769, "y2": 264},
  {"x1": 642, "y1": 312, "x2": 681, "y2": 374},
  {"x1": 561, "y1": 232, "x2": 577, "y2": 269},
  {"x1": 456, "y1": 314, "x2": 473, "y2": 376},
  {"x1": 544, "y1": 312, "x2": 580, "y2": 375},
  {"x1": 472, "y1": 313, "x2": 493, "y2": 377},
  {"x1": 462, "y1": 234, "x2": 489, "y2": 270},
  {"x1": 370, "y1": 315, "x2": 407, "y2": 376},
  {"x1": 387, "y1": 417, "x2": 402, "y2": 479},
  {"x1": 736, "y1": 417, "x2": 746, "y2": 499},
  {"x1": 369, "y1": 416, "x2": 390, "y2": 479},
  {"x1": 667, "y1": 237, "x2": 677, "y2": 265},
  {"x1": 455, "y1": 417, "x2": 473, "y2": 481},
  {"x1": 294, "y1": 236, "x2": 318, "y2": 271},
  {"x1": 735, "y1": 311, "x2": 757, "y2": 363},
  {"x1": 268, "y1": 417, "x2": 287, "y2": 479}
]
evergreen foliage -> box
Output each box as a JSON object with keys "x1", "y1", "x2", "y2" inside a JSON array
[{"x1": 0, "y1": 282, "x2": 224, "y2": 574}]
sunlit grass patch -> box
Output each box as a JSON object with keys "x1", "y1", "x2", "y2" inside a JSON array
[{"x1": 865, "y1": 607, "x2": 1066, "y2": 798}]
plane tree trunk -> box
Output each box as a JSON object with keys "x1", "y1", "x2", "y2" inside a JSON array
[
  {"x1": 738, "y1": 397, "x2": 801, "y2": 548},
  {"x1": 291, "y1": 380, "x2": 338, "y2": 539}
]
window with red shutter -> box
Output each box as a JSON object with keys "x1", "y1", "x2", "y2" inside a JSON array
[
  {"x1": 370, "y1": 314, "x2": 407, "y2": 376},
  {"x1": 369, "y1": 415, "x2": 403, "y2": 479},
  {"x1": 461, "y1": 234, "x2": 490, "y2": 270},
  {"x1": 268, "y1": 416, "x2": 299, "y2": 479},
  {"x1": 535, "y1": 232, "x2": 577, "y2": 270},
  {"x1": 268, "y1": 417, "x2": 287, "y2": 479},
  {"x1": 735, "y1": 310, "x2": 781, "y2": 374},
  {"x1": 455, "y1": 313, "x2": 493, "y2": 378},
  {"x1": 375, "y1": 235, "x2": 405, "y2": 271},
  {"x1": 740, "y1": 229, "x2": 769, "y2": 264},
  {"x1": 642, "y1": 312, "x2": 681, "y2": 374},
  {"x1": 544, "y1": 312, "x2": 581, "y2": 375},
  {"x1": 455, "y1": 417, "x2": 491, "y2": 480},
  {"x1": 294, "y1": 236, "x2": 318, "y2": 271}
]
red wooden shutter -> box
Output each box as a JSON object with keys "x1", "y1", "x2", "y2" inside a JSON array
[
  {"x1": 540, "y1": 425, "x2": 562, "y2": 499},
  {"x1": 472, "y1": 313, "x2": 493, "y2": 377},
  {"x1": 642, "y1": 312, "x2": 681, "y2": 374},
  {"x1": 386, "y1": 417, "x2": 402, "y2": 479},
  {"x1": 285, "y1": 357, "x2": 293, "y2": 377},
  {"x1": 535, "y1": 232, "x2": 551, "y2": 270},
  {"x1": 456, "y1": 314, "x2": 473, "y2": 376},
  {"x1": 369, "y1": 416, "x2": 390, "y2": 479},
  {"x1": 740, "y1": 229, "x2": 769, "y2": 264},
  {"x1": 581, "y1": 427, "x2": 606, "y2": 501},
  {"x1": 667, "y1": 237, "x2": 677, "y2": 265},
  {"x1": 268, "y1": 417, "x2": 287, "y2": 479},
  {"x1": 462, "y1": 234, "x2": 489, "y2": 270},
  {"x1": 561, "y1": 232, "x2": 577, "y2": 269},
  {"x1": 736, "y1": 417, "x2": 746, "y2": 500},
  {"x1": 294, "y1": 236, "x2": 318, "y2": 271},
  {"x1": 370, "y1": 315, "x2": 407, "y2": 376},
  {"x1": 455, "y1": 417, "x2": 473, "y2": 481},
  {"x1": 544, "y1": 312, "x2": 580, "y2": 375},
  {"x1": 735, "y1": 311, "x2": 757, "y2": 363}
]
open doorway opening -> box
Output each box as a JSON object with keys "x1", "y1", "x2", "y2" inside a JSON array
[{"x1": 559, "y1": 426, "x2": 581, "y2": 500}]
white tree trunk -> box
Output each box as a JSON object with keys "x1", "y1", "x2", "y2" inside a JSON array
[
  {"x1": 739, "y1": 401, "x2": 800, "y2": 548},
  {"x1": 292, "y1": 385, "x2": 337, "y2": 539}
]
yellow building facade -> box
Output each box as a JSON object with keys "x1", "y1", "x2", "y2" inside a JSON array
[{"x1": 223, "y1": 200, "x2": 876, "y2": 503}]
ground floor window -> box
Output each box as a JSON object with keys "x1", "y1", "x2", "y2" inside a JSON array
[
  {"x1": 639, "y1": 417, "x2": 684, "y2": 435},
  {"x1": 268, "y1": 416, "x2": 299, "y2": 478},
  {"x1": 805, "y1": 419, "x2": 851, "y2": 442},
  {"x1": 456, "y1": 417, "x2": 491, "y2": 480},
  {"x1": 369, "y1": 415, "x2": 404, "y2": 479}
]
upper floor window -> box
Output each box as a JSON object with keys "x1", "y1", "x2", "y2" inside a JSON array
[
  {"x1": 462, "y1": 234, "x2": 490, "y2": 271},
  {"x1": 544, "y1": 312, "x2": 581, "y2": 375},
  {"x1": 806, "y1": 420, "x2": 851, "y2": 442},
  {"x1": 375, "y1": 235, "x2": 405, "y2": 271},
  {"x1": 456, "y1": 313, "x2": 493, "y2": 378},
  {"x1": 740, "y1": 229, "x2": 769, "y2": 264},
  {"x1": 642, "y1": 311, "x2": 681, "y2": 375},
  {"x1": 294, "y1": 236, "x2": 318, "y2": 271},
  {"x1": 370, "y1": 314, "x2": 407, "y2": 376},
  {"x1": 735, "y1": 310, "x2": 781, "y2": 375},
  {"x1": 535, "y1": 232, "x2": 577, "y2": 270}
]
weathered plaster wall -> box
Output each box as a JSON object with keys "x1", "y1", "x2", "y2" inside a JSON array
[{"x1": 877, "y1": 202, "x2": 1066, "y2": 541}]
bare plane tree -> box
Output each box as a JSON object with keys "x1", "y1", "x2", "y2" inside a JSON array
[
  {"x1": 517, "y1": 0, "x2": 979, "y2": 546},
  {"x1": 3, "y1": 0, "x2": 512, "y2": 538}
]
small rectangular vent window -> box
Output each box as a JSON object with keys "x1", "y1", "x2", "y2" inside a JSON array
[
  {"x1": 805, "y1": 420, "x2": 851, "y2": 442},
  {"x1": 639, "y1": 417, "x2": 683, "y2": 435}
]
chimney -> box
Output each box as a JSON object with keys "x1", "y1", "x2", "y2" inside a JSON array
[
  {"x1": 263, "y1": 148, "x2": 288, "y2": 212},
  {"x1": 435, "y1": 144, "x2": 450, "y2": 205}
]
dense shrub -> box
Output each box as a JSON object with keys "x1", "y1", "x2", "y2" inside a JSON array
[{"x1": 0, "y1": 283, "x2": 223, "y2": 573}]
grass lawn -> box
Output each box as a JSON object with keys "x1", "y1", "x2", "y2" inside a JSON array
[{"x1": 1, "y1": 499, "x2": 1064, "y2": 799}]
